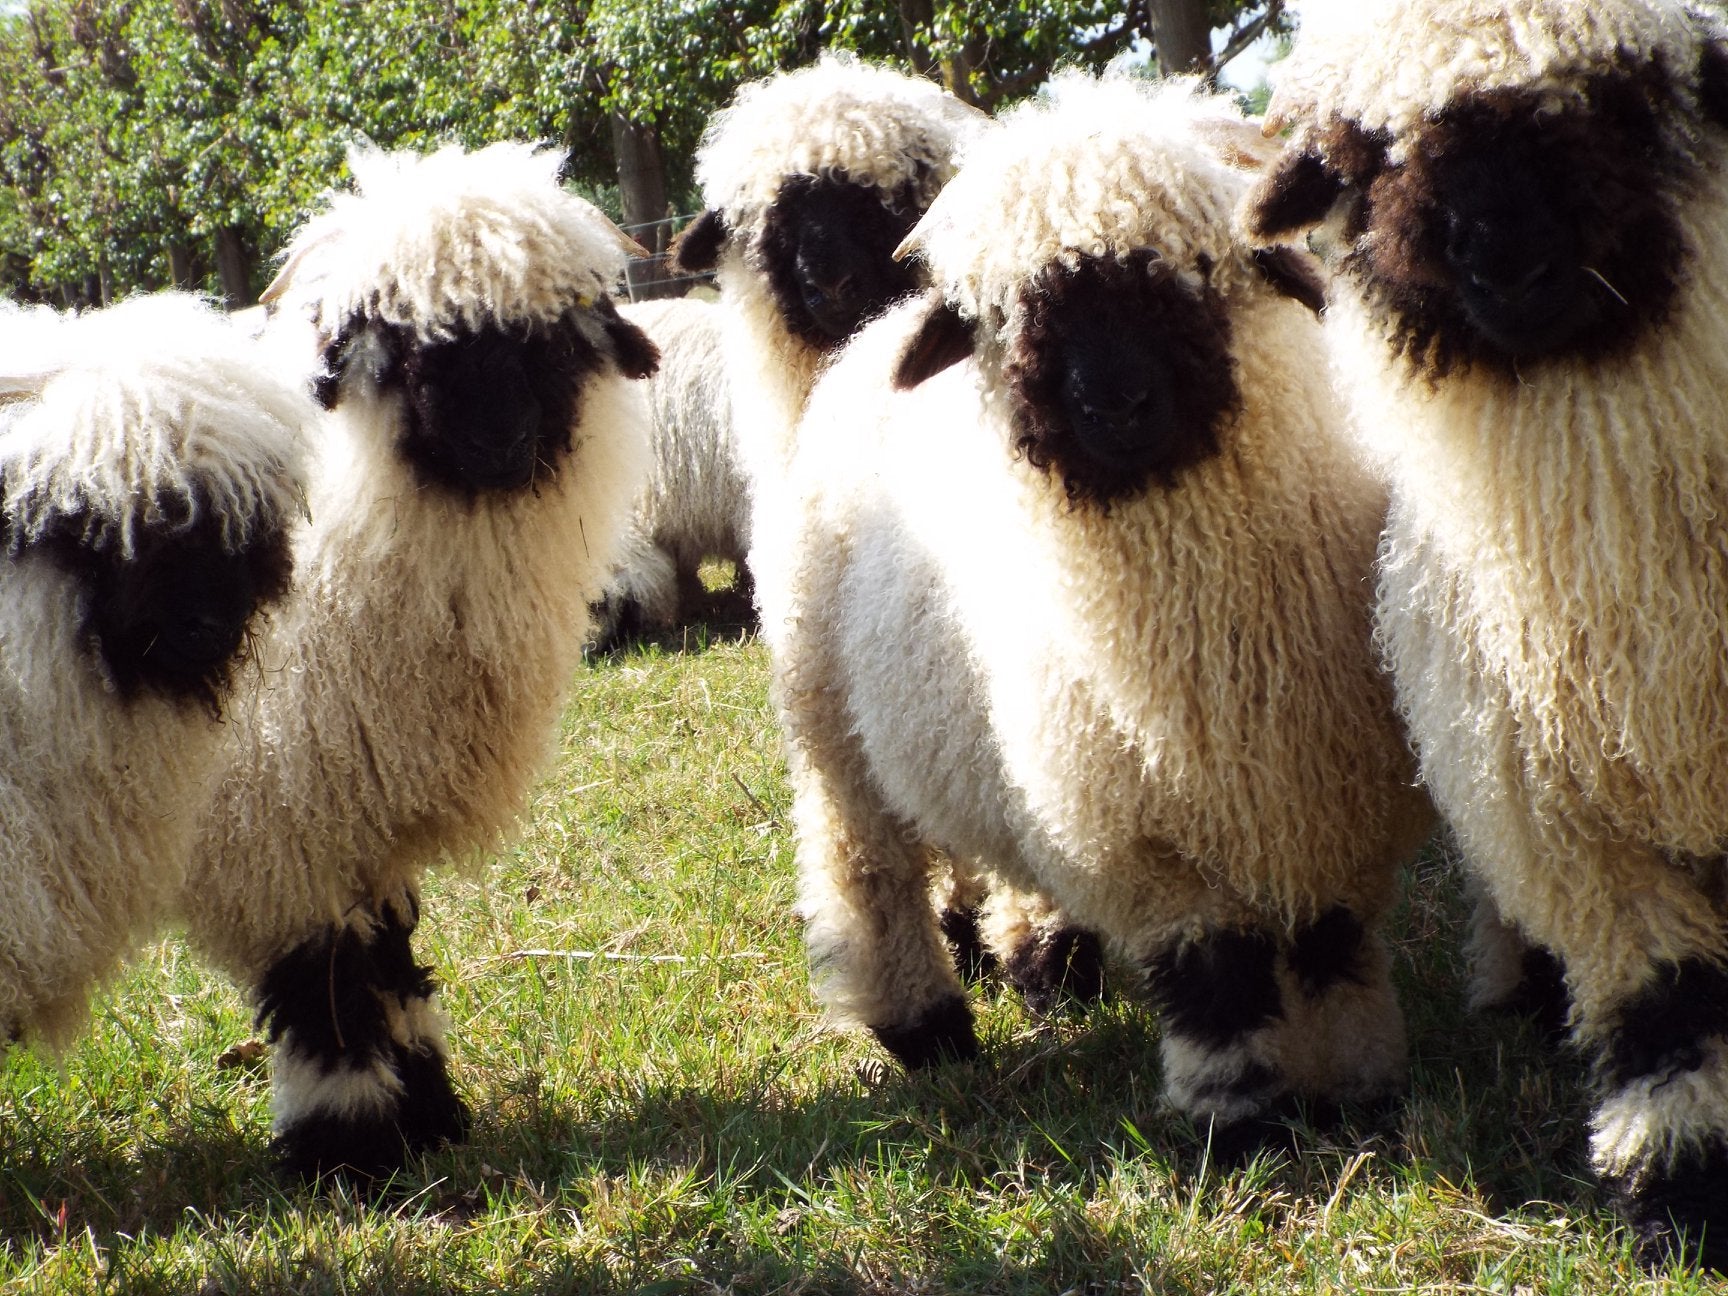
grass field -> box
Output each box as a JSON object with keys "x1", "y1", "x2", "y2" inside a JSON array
[{"x1": 0, "y1": 594, "x2": 1718, "y2": 1294}]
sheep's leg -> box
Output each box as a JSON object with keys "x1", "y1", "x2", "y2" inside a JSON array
[
  {"x1": 1268, "y1": 906, "x2": 1407, "y2": 1126},
  {"x1": 1462, "y1": 880, "x2": 1569, "y2": 1040},
  {"x1": 791, "y1": 743, "x2": 978, "y2": 1070},
  {"x1": 256, "y1": 888, "x2": 469, "y2": 1180},
  {"x1": 1475, "y1": 838, "x2": 1728, "y2": 1271},
  {"x1": 1148, "y1": 906, "x2": 1405, "y2": 1162},
  {"x1": 1578, "y1": 943, "x2": 1728, "y2": 1272},
  {"x1": 1146, "y1": 923, "x2": 1291, "y2": 1160},
  {"x1": 977, "y1": 880, "x2": 1105, "y2": 1016}
]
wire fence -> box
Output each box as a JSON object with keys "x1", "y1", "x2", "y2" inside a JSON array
[{"x1": 617, "y1": 211, "x2": 716, "y2": 301}]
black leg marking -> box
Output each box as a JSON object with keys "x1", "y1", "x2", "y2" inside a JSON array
[
  {"x1": 1005, "y1": 925, "x2": 1106, "y2": 1017},
  {"x1": 870, "y1": 994, "x2": 979, "y2": 1070},
  {"x1": 1146, "y1": 927, "x2": 1282, "y2": 1049},
  {"x1": 1287, "y1": 906, "x2": 1368, "y2": 999},
  {"x1": 257, "y1": 897, "x2": 469, "y2": 1181},
  {"x1": 939, "y1": 905, "x2": 999, "y2": 986},
  {"x1": 1497, "y1": 944, "x2": 1571, "y2": 1044},
  {"x1": 1611, "y1": 1137, "x2": 1728, "y2": 1274},
  {"x1": 1599, "y1": 957, "x2": 1728, "y2": 1091}
]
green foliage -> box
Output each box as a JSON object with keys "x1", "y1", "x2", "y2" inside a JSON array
[{"x1": 0, "y1": 0, "x2": 1277, "y2": 304}]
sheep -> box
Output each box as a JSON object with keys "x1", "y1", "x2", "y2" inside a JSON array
[
  {"x1": 1241, "y1": 0, "x2": 1728, "y2": 1265},
  {"x1": 676, "y1": 55, "x2": 1111, "y2": 1007},
  {"x1": 672, "y1": 52, "x2": 986, "y2": 494},
  {"x1": 763, "y1": 73, "x2": 1431, "y2": 1154},
  {"x1": 174, "y1": 141, "x2": 659, "y2": 1180},
  {"x1": 0, "y1": 291, "x2": 308, "y2": 1054},
  {"x1": 589, "y1": 295, "x2": 752, "y2": 649}
]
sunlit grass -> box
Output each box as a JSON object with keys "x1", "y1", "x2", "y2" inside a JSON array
[{"x1": 0, "y1": 618, "x2": 1713, "y2": 1293}]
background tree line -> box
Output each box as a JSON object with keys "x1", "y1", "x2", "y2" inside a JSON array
[{"x1": 0, "y1": 0, "x2": 1287, "y2": 308}]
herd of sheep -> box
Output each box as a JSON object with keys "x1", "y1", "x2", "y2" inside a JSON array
[{"x1": 2, "y1": 0, "x2": 1727, "y2": 1273}]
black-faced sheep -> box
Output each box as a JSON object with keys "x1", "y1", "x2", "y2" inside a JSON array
[
  {"x1": 1242, "y1": 0, "x2": 1728, "y2": 1266},
  {"x1": 0, "y1": 292, "x2": 308, "y2": 1053},
  {"x1": 589, "y1": 295, "x2": 752, "y2": 648},
  {"x1": 677, "y1": 54, "x2": 1110, "y2": 1006},
  {"x1": 763, "y1": 74, "x2": 1430, "y2": 1152},
  {"x1": 174, "y1": 141, "x2": 658, "y2": 1180},
  {"x1": 673, "y1": 52, "x2": 984, "y2": 492}
]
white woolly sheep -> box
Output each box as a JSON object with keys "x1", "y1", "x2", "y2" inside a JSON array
[
  {"x1": 0, "y1": 292, "x2": 308, "y2": 1054},
  {"x1": 677, "y1": 55, "x2": 1111, "y2": 1005},
  {"x1": 764, "y1": 73, "x2": 1430, "y2": 1155},
  {"x1": 589, "y1": 295, "x2": 752, "y2": 648},
  {"x1": 1242, "y1": 0, "x2": 1728, "y2": 1265},
  {"x1": 174, "y1": 141, "x2": 658, "y2": 1180}
]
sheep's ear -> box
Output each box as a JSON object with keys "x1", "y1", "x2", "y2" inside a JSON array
[
  {"x1": 1251, "y1": 247, "x2": 1327, "y2": 315},
  {"x1": 892, "y1": 296, "x2": 974, "y2": 391},
  {"x1": 607, "y1": 316, "x2": 660, "y2": 381},
  {"x1": 672, "y1": 210, "x2": 729, "y2": 274},
  {"x1": 1242, "y1": 146, "x2": 1345, "y2": 241},
  {"x1": 592, "y1": 297, "x2": 660, "y2": 380},
  {"x1": 1699, "y1": 38, "x2": 1728, "y2": 131}
]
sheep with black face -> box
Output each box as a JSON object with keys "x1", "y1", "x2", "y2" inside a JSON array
[
  {"x1": 1242, "y1": 0, "x2": 1728, "y2": 1267},
  {"x1": 677, "y1": 54, "x2": 1106, "y2": 1008},
  {"x1": 763, "y1": 74, "x2": 1429, "y2": 1152},
  {"x1": 0, "y1": 292, "x2": 308, "y2": 1054},
  {"x1": 673, "y1": 53, "x2": 982, "y2": 490},
  {"x1": 175, "y1": 141, "x2": 657, "y2": 1181}
]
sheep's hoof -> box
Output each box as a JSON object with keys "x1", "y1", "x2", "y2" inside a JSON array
[
  {"x1": 1201, "y1": 1095, "x2": 1313, "y2": 1168},
  {"x1": 1612, "y1": 1139, "x2": 1728, "y2": 1274},
  {"x1": 1005, "y1": 925, "x2": 1106, "y2": 1017},
  {"x1": 938, "y1": 906, "x2": 1000, "y2": 985},
  {"x1": 870, "y1": 994, "x2": 979, "y2": 1070},
  {"x1": 274, "y1": 1045, "x2": 471, "y2": 1184}
]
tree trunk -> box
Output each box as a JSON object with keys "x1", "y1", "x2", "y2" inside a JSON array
[
  {"x1": 166, "y1": 240, "x2": 197, "y2": 291},
  {"x1": 609, "y1": 112, "x2": 679, "y2": 301},
  {"x1": 214, "y1": 225, "x2": 253, "y2": 308},
  {"x1": 1149, "y1": 0, "x2": 1213, "y2": 76}
]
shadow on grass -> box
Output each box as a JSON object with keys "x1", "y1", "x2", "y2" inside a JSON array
[{"x1": 585, "y1": 584, "x2": 759, "y2": 664}]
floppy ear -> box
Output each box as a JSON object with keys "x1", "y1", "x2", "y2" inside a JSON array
[
  {"x1": 892, "y1": 295, "x2": 975, "y2": 391},
  {"x1": 672, "y1": 209, "x2": 729, "y2": 273},
  {"x1": 1699, "y1": 37, "x2": 1728, "y2": 131},
  {"x1": 1242, "y1": 146, "x2": 1347, "y2": 242},
  {"x1": 1251, "y1": 247, "x2": 1327, "y2": 315}
]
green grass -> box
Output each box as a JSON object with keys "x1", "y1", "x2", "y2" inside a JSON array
[{"x1": 0, "y1": 603, "x2": 1718, "y2": 1293}]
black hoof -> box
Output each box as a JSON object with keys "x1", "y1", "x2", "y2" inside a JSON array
[
  {"x1": 1204, "y1": 1107, "x2": 1303, "y2": 1168},
  {"x1": 275, "y1": 1045, "x2": 470, "y2": 1183},
  {"x1": 1006, "y1": 925, "x2": 1106, "y2": 1016},
  {"x1": 870, "y1": 994, "x2": 979, "y2": 1070},
  {"x1": 1612, "y1": 1140, "x2": 1728, "y2": 1274}
]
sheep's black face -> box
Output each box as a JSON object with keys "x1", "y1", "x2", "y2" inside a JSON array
[
  {"x1": 1253, "y1": 58, "x2": 1693, "y2": 379},
  {"x1": 13, "y1": 496, "x2": 294, "y2": 710},
  {"x1": 1371, "y1": 68, "x2": 1686, "y2": 374},
  {"x1": 754, "y1": 173, "x2": 924, "y2": 348},
  {"x1": 349, "y1": 313, "x2": 600, "y2": 496},
  {"x1": 1004, "y1": 250, "x2": 1239, "y2": 507}
]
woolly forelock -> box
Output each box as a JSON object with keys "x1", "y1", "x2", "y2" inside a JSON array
[
  {"x1": 1269, "y1": 0, "x2": 1710, "y2": 149},
  {"x1": 273, "y1": 141, "x2": 630, "y2": 344},
  {"x1": 902, "y1": 74, "x2": 1268, "y2": 329},
  {"x1": 0, "y1": 293, "x2": 311, "y2": 558},
  {"x1": 694, "y1": 52, "x2": 985, "y2": 232}
]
